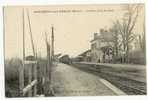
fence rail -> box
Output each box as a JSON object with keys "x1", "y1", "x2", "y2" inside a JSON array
[{"x1": 23, "y1": 80, "x2": 37, "y2": 95}]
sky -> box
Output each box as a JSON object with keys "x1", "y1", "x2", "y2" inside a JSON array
[{"x1": 4, "y1": 4, "x2": 144, "y2": 59}]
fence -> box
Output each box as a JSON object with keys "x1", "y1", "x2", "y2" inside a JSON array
[{"x1": 19, "y1": 60, "x2": 37, "y2": 97}]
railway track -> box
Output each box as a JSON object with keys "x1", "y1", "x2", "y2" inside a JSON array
[
  {"x1": 72, "y1": 63, "x2": 147, "y2": 95},
  {"x1": 99, "y1": 72, "x2": 146, "y2": 95}
]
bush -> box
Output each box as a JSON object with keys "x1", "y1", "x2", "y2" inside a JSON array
[{"x1": 5, "y1": 58, "x2": 22, "y2": 97}]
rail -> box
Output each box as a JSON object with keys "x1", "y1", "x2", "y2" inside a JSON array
[
  {"x1": 72, "y1": 62, "x2": 146, "y2": 95},
  {"x1": 73, "y1": 62, "x2": 146, "y2": 83}
]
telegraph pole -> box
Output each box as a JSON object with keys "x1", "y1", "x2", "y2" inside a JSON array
[
  {"x1": 19, "y1": 8, "x2": 25, "y2": 96},
  {"x1": 27, "y1": 9, "x2": 37, "y2": 96},
  {"x1": 44, "y1": 32, "x2": 51, "y2": 96},
  {"x1": 27, "y1": 9, "x2": 35, "y2": 57},
  {"x1": 47, "y1": 25, "x2": 54, "y2": 96},
  {"x1": 51, "y1": 25, "x2": 54, "y2": 64}
]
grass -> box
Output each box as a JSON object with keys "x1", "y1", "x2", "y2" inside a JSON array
[{"x1": 5, "y1": 58, "x2": 21, "y2": 97}]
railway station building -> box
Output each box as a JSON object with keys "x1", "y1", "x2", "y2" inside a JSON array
[{"x1": 90, "y1": 29, "x2": 114, "y2": 63}]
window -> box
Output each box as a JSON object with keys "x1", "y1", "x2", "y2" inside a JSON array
[{"x1": 91, "y1": 43, "x2": 97, "y2": 50}]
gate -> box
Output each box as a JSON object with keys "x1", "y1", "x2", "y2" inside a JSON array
[{"x1": 19, "y1": 60, "x2": 37, "y2": 96}]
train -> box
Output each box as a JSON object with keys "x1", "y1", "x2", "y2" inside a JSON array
[{"x1": 59, "y1": 55, "x2": 72, "y2": 64}]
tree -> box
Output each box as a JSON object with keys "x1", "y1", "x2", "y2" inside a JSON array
[
  {"x1": 138, "y1": 23, "x2": 145, "y2": 52},
  {"x1": 138, "y1": 34, "x2": 145, "y2": 52},
  {"x1": 109, "y1": 21, "x2": 121, "y2": 62},
  {"x1": 116, "y1": 4, "x2": 142, "y2": 63}
]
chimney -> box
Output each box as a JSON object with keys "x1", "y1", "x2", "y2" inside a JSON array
[{"x1": 94, "y1": 33, "x2": 98, "y2": 39}]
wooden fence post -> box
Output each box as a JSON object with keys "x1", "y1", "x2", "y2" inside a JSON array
[
  {"x1": 19, "y1": 63, "x2": 24, "y2": 96},
  {"x1": 33, "y1": 61, "x2": 37, "y2": 96},
  {"x1": 28, "y1": 64, "x2": 32, "y2": 97}
]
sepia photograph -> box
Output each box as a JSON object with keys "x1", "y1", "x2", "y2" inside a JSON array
[{"x1": 3, "y1": 4, "x2": 146, "y2": 98}]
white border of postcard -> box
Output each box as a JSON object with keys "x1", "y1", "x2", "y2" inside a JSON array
[{"x1": 0, "y1": 0, "x2": 147, "y2": 100}]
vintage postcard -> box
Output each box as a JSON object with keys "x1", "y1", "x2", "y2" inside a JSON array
[{"x1": 3, "y1": 4, "x2": 146, "y2": 98}]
